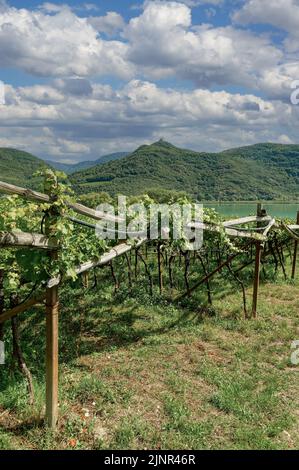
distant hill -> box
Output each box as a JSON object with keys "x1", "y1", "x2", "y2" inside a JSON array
[
  {"x1": 47, "y1": 152, "x2": 129, "y2": 174},
  {"x1": 70, "y1": 141, "x2": 299, "y2": 201},
  {"x1": 1, "y1": 142, "x2": 299, "y2": 201},
  {"x1": 0, "y1": 148, "x2": 49, "y2": 189}
]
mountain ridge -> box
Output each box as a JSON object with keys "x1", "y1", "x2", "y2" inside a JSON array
[
  {"x1": 70, "y1": 140, "x2": 299, "y2": 201},
  {"x1": 1, "y1": 141, "x2": 299, "y2": 201},
  {"x1": 0, "y1": 148, "x2": 49, "y2": 189}
]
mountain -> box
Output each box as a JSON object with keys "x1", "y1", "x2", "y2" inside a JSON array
[
  {"x1": 1, "y1": 142, "x2": 299, "y2": 201},
  {"x1": 0, "y1": 148, "x2": 50, "y2": 189},
  {"x1": 70, "y1": 141, "x2": 299, "y2": 201},
  {"x1": 47, "y1": 152, "x2": 129, "y2": 174}
]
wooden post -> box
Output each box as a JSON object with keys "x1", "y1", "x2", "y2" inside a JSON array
[
  {"x1": 44, "y1": 173, "x2": 60, "y2": 429},
  {"x1": 45, "y1": 245, "x2": 59, "y2": 429},
  {"x1": 252, "y1": 204, "x2": 264, "y2": 319},
  {"x1": 45, "y1": 274, "x2": 59, "y2": 429},
  {"x1": 291, "y1": 211, "x2": 299, "y2": 279}
]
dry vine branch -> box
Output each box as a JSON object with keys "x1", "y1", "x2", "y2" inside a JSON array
[{"x1": 10, "y1": 294, "x2": 35, "y2": 405}]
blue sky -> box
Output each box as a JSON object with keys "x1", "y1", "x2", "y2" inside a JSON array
[{"x1": 0, "y1": 0, "x2": 298, "y2": 162}]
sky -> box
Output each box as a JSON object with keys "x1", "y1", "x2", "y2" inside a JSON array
[{"x1": 0, "y1": 0, "x2": 299, "y2": 163}]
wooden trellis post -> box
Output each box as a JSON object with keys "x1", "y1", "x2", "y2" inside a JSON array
[
  {"x1": 45, "y1": 255, "x2": 59, "y2": 429},
  {"x1": 291, "y1": 211, "x2": 299, "y2": 279},
  {"x1": 45, "y1": 184, "x2": 60, "y2": 429},
  {"x1": 252, "y1": 203, "x2": 264, "y2": 319}
]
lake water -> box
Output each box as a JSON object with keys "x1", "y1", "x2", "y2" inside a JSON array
[{"x1": 203, "y1": 202, "x2": 299, "y2": 220}]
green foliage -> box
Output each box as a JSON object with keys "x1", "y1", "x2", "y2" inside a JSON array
[
  {"x1": 0, "y1": 148, "x2": 50, "y2": 189},
  {"x1": 70, "y1": 141, "x2": 299, "y2": 201},
  {"x1": 78, "y1": 192, "x2": 114, "y2": 208},
  {"x1": 1, "y1": 141, "x2": 299, "y2": 201},
  {"x1": 0, "y1": 168, "x2": 236, "y2": 298},
  {"x1": 0, "y1": 170, "x2": 109, "y2": 294}
]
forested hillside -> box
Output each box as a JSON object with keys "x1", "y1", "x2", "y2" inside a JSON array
[
  {"x1": 0, "y1": 148, "x2": 49, "y2": 188},
  {"x1": 1, "y1": 142, "x2": 299, "y2": 201},
  {"x1": 70, "y1": 141, "x2": 299, "y2": 201}
]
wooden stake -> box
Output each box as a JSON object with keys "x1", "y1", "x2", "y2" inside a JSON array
[
  {"x1": 291, "y1": 211, "x2": 299, "y2": 279},
  {"x1": 252, "y1": 204, "x2": 264, "y2": 319},
  {"x1": 45, "y1": 272, "x2": 59, "y2": 429},
  {"x1": 44, "y1": 178, "x2": 60, "y2": 430}
]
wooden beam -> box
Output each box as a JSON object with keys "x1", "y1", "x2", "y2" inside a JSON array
[
  {"x1": 0, "y1": 180, "x2": 123, "y2": 223},
  {"x1": 188, "y1": 221, "x2": 267, "y2": 241},
  {"x1": 283, "y1": 223, "x2": 299, "y2": 242},
  {"x1": 223, "y1": 215, "x2": 271, "y2": 227},
  {"x1": 0, "y1": 294, "x2": 46, "y2": 324},
  {"x1": 0, "y1": 232, "x2": 56, "y2": 250},
  {"x1": 0, "y1": 181, "x2": 49, "y2": 203},
  {"x1": 68, "y1": 201, "x2": 123, "y2": 223},
  {"x1": 262, "y1": 218, "x2": 276, "y2": 237},
  {"x1": 47, "y1": 239, "x2": 147, "y2": 288},
  {"x1": 288, "y1": 225, "x2": 299, "y2": 231},
  {"x1": 292, "y1": 212, "x2": 299, "y2": 279}
]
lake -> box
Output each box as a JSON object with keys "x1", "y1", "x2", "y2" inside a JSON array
[{"x1": 203, "y1": 202, "x2": 299, "y2": 220}]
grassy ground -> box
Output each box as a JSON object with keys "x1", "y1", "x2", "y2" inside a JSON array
[{"x1": 0, "y1": 264, "x2": 299, "y2": 450}]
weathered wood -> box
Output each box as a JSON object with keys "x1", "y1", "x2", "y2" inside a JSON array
[
  {"x1": 45, "y1": 277, "x2": 59, "y2": 429},
  {"x1": 283, "y1": 223, "x2": 299, "y2": 242},
  {"x1": 0, "y1": 180, "x2": 123, "y2": 223},
  {"x1": 188, "y1": 221, "x2": 267, "y2": 241},
  {"x1": 0, "y1": 231, "x2": 56, "y2": 250},
  {"x1": 263, "y1": 219, "x2": 276, "y2": 237},
  {"x1": 223, "y1": 215, "x2": 271, "y2": 227},
  {"x1": 252, "y1": 204, "x2": 264, "y2": 319},
  {"x1": 47, "y1": 239, "x2": 147, "y2": 288},
  {"x1": 288, "y1": 224, "x2": 299, "y2": 231},
  {"x1": 44, "y1": 183, "x2": 60, "y2": 429},
  {"x1": 291, "y1": 212, "x2": 299, "y2": 279},
  {"x1": 0, "y1": 181, "x2": 49, "y2": 203},
  {"x1": 68, "y1": 201, "x2": 123, "y2": 223},
  {"x1": 0, "y1": 294, "x2": 46, "y2": 324}
]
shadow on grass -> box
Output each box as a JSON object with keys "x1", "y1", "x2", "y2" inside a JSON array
[{"x1": 0, "y1": 257, "x2": 282, "y2": 439}]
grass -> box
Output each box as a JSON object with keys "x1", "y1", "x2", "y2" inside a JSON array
[{"x1": 0, "y1": 261, "x2": 299, "y2": 450}]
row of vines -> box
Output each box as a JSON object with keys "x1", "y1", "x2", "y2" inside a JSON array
[{"x1": 0, "y1": 170, "x2": 295, "y2": 407}]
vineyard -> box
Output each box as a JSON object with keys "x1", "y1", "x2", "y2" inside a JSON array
[{"x1": 0, "y1": 170, "x2": 299, "y2": 440}]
